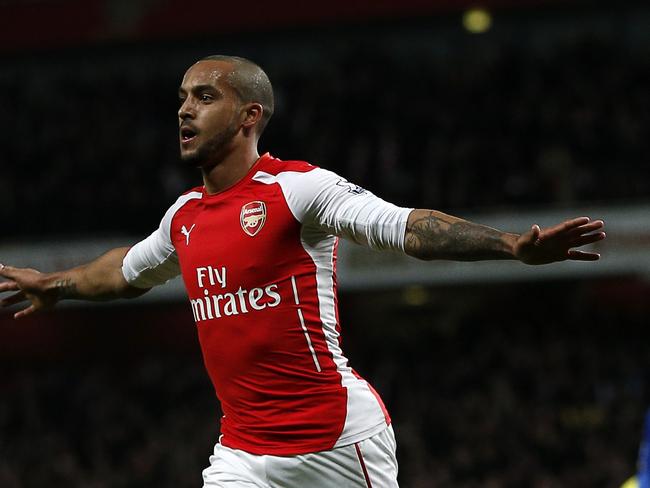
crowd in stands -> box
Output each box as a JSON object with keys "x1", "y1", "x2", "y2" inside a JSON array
[
  {"x1": 1, "y1": 31, "x2": 648, "y2": 239},
  {"x1": 1, "y1": 279, "x2": 647, "y2": 487}
]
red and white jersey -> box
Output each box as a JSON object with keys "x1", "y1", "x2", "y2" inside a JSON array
[{"x1": 122, "y1": 153, "x2": 411, "y2": 455}]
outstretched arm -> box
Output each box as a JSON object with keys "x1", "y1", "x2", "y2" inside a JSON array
[
  {"x1": 404, "y1": 209, "x2": 605, "y2": 264},
  {"x1": 0, "y1": 247, "x2": 149, "y2": 319}
]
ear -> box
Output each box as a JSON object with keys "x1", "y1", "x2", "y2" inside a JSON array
[{"x1": 241, "y1": 103, "x2": 263, "y2": 130}]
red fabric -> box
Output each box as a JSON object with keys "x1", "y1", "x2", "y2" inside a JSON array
[
  {"x1": 355, "y1": 442, "x2": 374, "y2": 488},
  {"x1": 171, "y1": 154, "x2": 349, "y2": 455}
]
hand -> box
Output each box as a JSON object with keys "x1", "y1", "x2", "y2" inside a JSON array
[
  {"x1": 513, "y1": 217, "x2": 606, "y2": 265},
  {"x1": 0, "y1": 264, "x2": 59, "y2": 319}
]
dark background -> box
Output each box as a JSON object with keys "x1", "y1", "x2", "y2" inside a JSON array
[{"x1": 1, "y1": 0, "x2": 649, "y2": 486}]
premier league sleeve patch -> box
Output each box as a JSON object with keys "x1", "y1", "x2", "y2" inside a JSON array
[{"x1": 336, "y1": 178, "x2": 366, "y2": 195}]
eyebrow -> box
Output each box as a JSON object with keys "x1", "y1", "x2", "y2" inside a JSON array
[{"x1": 178, "y1": 84, "x2": 222, "y2": 97}]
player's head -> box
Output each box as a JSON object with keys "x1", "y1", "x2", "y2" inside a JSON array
[{"x1": 178, "y1": 55, "x2": 274, "y2": 167}]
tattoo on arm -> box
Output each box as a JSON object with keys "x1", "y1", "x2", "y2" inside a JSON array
[
  {"x1": 405, "y1": 211, "x2": 514, "y2": 261},
  {"x1": 54, "y1": 278, "x2": 78, "y2": 299}
]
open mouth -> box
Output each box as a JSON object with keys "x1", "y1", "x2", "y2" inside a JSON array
[{"x1": 180, "y1": 126, "x2": 198, "y2": 143}]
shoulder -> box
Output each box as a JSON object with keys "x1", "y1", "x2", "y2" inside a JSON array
[
  {"x1": 159, "y1": 186, "x2": 203, "y2": 231},
  {"x1": 168, "y1": 186, "x2": 203, "y2": 212},
  {"x1": 253, "y1": 154, "x2": 344, "y2": 187},
  {"x1": 252, "y1": 157, "x2": 353, "y2": 222},
  {"x1": 253, "y1": 154, "x2": 332, "y2": 195},
  {"x1": 256, "y1": 153, "x2": 319, "y2": 176}
]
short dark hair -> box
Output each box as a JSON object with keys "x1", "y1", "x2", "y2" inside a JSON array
[{"x1": 201, "y1": 55, "x2": 274, "y2": 136}]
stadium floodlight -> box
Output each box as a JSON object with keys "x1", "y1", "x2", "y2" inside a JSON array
[{"x1": 463, "y1": 7, "x2": 492, "y2": 34}]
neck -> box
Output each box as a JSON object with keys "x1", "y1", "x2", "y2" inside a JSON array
[{"x1": 201, "y1": 144, "x2": 260, "y2": 195}]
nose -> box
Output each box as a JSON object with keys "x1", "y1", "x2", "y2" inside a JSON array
[{"x1": 178, "y1": 99, "x2": 195, "y2": 121}]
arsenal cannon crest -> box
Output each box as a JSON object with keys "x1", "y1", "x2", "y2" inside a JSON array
[{"x1": 240, "y1": 201, "x2": 267, "y2": 237}]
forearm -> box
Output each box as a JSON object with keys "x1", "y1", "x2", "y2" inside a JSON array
[
  {"x1": 45, "y1": 247, "x2": 148, "y2": 301},
  {"x1": 404, "y1": 209, "x2": 519, "y2": 261}
]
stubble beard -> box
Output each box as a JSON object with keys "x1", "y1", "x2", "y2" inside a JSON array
[{"x1": 180, "y1": 124, "x2": 239, "y2": 169}]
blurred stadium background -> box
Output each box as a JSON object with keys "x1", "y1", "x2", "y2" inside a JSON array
[{"x1": 1, "y1": 0, "x2": 649, "y2": 486}]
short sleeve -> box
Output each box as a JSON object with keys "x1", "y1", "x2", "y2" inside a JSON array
[
  {"x1": 253, "y1": 167, "x2": 412, "y2": 251},
  {"x1": 121, "y1": 191, "x2": 202, "y2": 288}
]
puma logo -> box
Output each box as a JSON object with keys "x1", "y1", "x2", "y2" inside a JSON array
[{"x1": 181, "y1": 224, "x2": 196, "y2": 245}]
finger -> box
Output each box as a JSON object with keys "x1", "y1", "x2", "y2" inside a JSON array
[
  {"x1": 567, "y1": 220, "x2": 605, "y2": 238},
  {"x1": 538, "y1": 218, "x2": 589, "y2": 240},
  {"x1": 14, "y1": 304, "x2": 36, "y2": 320},
  {"x1": 530, "y1": 224, "x2": 541, "y2": 244},
  {"x1": 1, "y1": 291, "x2": 27, "y2": 307},
  {"x1": 570, "y1": 232, "x2": 606, "y2": 248},
  {"x1": 0, "y1": 264, "x2": 35, "y2": 279},
  {"x1": 0, "y1": 264, "x2": 16, "y2": 279},
  {"x1": 541, "y1": 217, "x2": 603, "y2": 241},
  {"x1": 0, "y1": 280, "x2": 19, "y2": 293},
  {"x1": 559, "y1": 217, "x2": 591, "y2": 231},
  {"x1": 567, "y1": 249, "x2": 600, "y2": 261}
]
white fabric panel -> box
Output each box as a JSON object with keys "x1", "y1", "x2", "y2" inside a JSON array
[
  {"x1": 203, "y1": 426, "x2": 398, "y2": 487},
  {"x1": 252, "y1": 168, "x2": 411, "y2": 251},
  {"x1": 122, "y1": 191, "x2": 202, "y2": 288},
  {"x1": 254, "y1": 169, "x2": 391, "y2": 446},
  {"x1": 299, "y1": 226, "x2": 388, "y2": 447}
]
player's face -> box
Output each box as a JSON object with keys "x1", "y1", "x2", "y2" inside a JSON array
[{"x1": 178, "y1": 61, "x2": 242, "y2": 167}]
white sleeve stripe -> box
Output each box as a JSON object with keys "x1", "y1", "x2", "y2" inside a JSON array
[
  {"x1": 122, "y1": 191, "x2": 203, "y2": 288},
  {"x1": 252, "y1": 170, "x2": 304, "y2": 222},
  {"x1": 161, "y1": 191, "x2": 203, "y2": 241},
  {"x1": 122, "y1": 247, "x2": 178, "y2": 289},
  {"x1": 253, "y1": 168, "x2": 411, "y2": 252}
]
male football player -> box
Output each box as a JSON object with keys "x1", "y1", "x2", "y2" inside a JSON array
[{"x1": 0, "y1": 55, "x2": 605, "y2": 487}]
